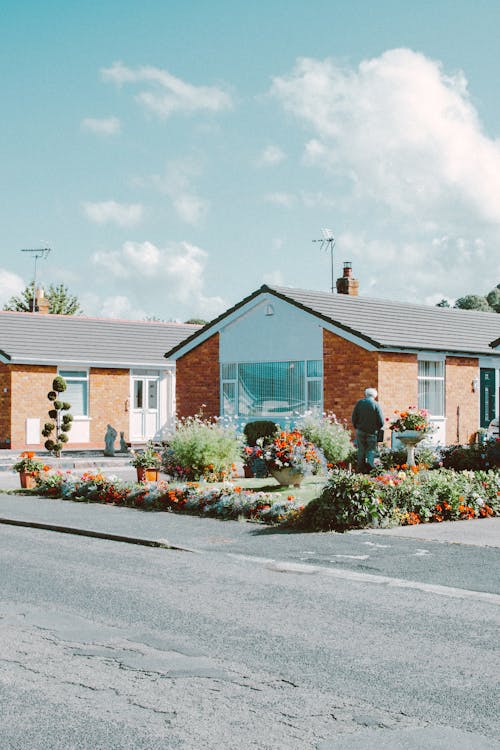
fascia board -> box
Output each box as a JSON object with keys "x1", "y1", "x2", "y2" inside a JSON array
[{"x1": 6, "y1": 357, "x2": 176, "y2": 369}]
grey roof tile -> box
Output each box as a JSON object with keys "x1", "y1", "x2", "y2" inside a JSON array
[
  {"x1": 0, "y1": 312, "x2": 200, "y2": 366},
  {"x1": 268, "y1": 285, "x2": 500, "y2": 355}
]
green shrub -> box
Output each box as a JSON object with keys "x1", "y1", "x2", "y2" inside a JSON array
[
  {"x1": 296, "y1": 470, "x2": 383, "y2": 531},
  {"x1": 243, "y1": 420, "x2": 278, "y2": 447},
  {"x1": 162, "y1": 415, "x2": 243, "y2": 481},
  {"x1": 440, "y1": 443, "x2": 488, "y2": 470},
  {"x1": 297, "y1": 411, "x2": 352, "y2": 465}
]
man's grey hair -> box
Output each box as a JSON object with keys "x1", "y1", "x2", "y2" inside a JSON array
[{"x1": 365, "y1": 387, "x2": 378, "y2": 398}]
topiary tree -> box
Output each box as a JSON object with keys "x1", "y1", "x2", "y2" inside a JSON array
[{"x1": 41, "y1": 376, "x2": 73, "y2": 457}]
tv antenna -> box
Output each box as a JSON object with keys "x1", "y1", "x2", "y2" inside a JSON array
[
  {"x1": 313, "y1": 229, "x2": 335, "y2": 293},
  {"x1": 20, "y1": 247, "x2": 51, "y2": 312}
]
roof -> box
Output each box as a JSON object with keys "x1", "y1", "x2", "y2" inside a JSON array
[
  {"x1": 164, "y1": 284, "x2": 500, "y2": 359},
  {"x1": 0, "y1": 311, "x2": 201, "y2": 367}
]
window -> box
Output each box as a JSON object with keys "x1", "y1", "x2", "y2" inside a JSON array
[
  {"x1": 418, "y1": 360, "x2": 444, "y2": 416},
  {"x1": 59, "y1": 370, "x2": 88, "y2": 416},
  {"x1": 220, "y1": 360, "x2": 323, "y2": 420}
]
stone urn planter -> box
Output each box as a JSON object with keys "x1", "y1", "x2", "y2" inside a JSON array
[
  {"x1": 395, "y1": 430, "x2": 426, "y2": 467},
  {"x1": 269, "y1": 467, "x2": 305, "y2": 487},
  {"x1": 19, "y1": 471, "x2": 37, "y2": 489}
]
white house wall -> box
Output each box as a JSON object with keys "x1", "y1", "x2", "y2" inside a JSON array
[{"x1": 219, "y1": 296, "x2": 323, "y2": 363}]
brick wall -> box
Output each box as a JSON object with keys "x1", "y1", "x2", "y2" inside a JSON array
[
  {"x1": 88, "y1": 368, "x2": 129, "y2": 445},
  {"x1": 323, "y1": 330, "x2": 379, "y2": 433},
  {"x1": 0, "y1": 363, "x2": 12, "y2": 448},
  {"x1": 10, "y1": 364, "x2": 57, "y2": 448},
  {"x1": 445, "y1": 357, "x2": 478, "y2": 444},
  {"x1": 176, "y1": 334, "x2": 220, "y2": 419},
  {"x1": 8, "y1": 364, "x2": 130, "y2": 449},
  {"x1": 378, "y1": 352, "x2": 418, "y2": 441}
]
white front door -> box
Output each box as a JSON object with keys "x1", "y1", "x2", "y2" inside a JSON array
[{"x1": 130, "y1": 372, "x2": 160, "y2": 441}]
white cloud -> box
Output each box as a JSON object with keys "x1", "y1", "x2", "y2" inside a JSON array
[
  {"x1": 149, "y1": 158, "x2": 209, "y2": 225},
  {"x1": 81, "y1": 117, "x2": 121, "y2": 135},
  {"x1": 101, "y1": 61, "x2": 232, "y2": 119},
  {"x1": 91, "y1": 240, "x2": 225, "y2": 318},
  {"x1": 82, "y1": 201, "x2": 144, "y2": 227},
  {"x1": 0, "y1": 269, "x2": 25, "y2": 305},
  {"x1": 264, "y1": 192, "x2": 296, "y2": 208},
  {"x1": 263, "y1": 270, "x2": 284, "y2": 285},
  {"x1": 271, "y1": 49, "x2": 500, "y2": 226},
  {"x1": 257, "y1": 145, "x2": 286, "y2": 166},
  {"x1": 335, "y1": 231, "x2": 498, "y2": 302}
]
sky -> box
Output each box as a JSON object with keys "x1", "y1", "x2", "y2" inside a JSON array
[{"x1": 1, "y1": 0, "x2": 500, "y2": 321}]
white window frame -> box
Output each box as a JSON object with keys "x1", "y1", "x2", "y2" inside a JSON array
[
  {"x1": 417, "y1": 355, "x2": 445, "y2": 418},
  {"x1": 58, "y1": 368, "x2": 89, "y2": 417}
]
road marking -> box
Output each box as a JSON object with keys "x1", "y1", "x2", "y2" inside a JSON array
[{"x1": 227, "y1": 554, "x2": 500, "y2": 604}]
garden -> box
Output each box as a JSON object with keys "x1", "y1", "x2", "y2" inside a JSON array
[{"x1": 12, "y1": 408, "x2": 500, "y2": 532}]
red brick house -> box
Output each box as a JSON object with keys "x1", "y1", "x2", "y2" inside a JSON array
[
  {"x1": 165, "y1": 271, "x2": 500, "y2": 446},
  {"x1": 0, "y1": 311, "x2": 200, "y2": 450}
]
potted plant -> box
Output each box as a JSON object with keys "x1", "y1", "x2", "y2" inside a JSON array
[
  {"x1": 389, "y1": 407, "x2": 433, "y2": 466},
  {"x1": 129, "y1": 443, "x2": 161, "y2": 482},
  {"x1": 262, "y1": 429, "x2": 322, "y2": 487},
  {"x1": 12, "y1": 452, "x2": 47, "y2": 488}
]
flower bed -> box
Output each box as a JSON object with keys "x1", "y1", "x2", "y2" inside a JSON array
[
  {"x1": 33, "y1": 470, "x2": 305, "y2": 525},
  {"x1": 297, "y1": 466, "x2": 500, "y2": 531},
  {"x1": 26, "y1": 465, "x2": 500, "y2": 532}
]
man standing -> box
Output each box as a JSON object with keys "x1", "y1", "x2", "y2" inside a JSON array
[{"x1": 351, "y1": 388, "x2": 384, "y2": 473}]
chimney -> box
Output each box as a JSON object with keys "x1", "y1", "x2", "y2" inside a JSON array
[
  {"x1": 35, "y1": 287, "x2": 50, "y2": 314},
  {"x1": 336, "y1": 262, "x2": 359, "y2": 296}
]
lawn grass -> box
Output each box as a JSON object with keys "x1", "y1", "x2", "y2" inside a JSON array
[{"x1": 173, "y1": 475, "x2": 327, "y2": 504}]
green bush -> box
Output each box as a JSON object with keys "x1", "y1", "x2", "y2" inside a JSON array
[
  {"x1": 296, "y1": 470, "x2": 382, "y2": 531},
  {"x1": 440, "y1": 443, "x2": 488, "y2": 470},
  {"x1": 297, "y1": 411, "x2": 352, "y2": 465},
  {"x1": 243, "y1": 420, "x2": 278, "y2": 447},
  {"x1": 162, "y1": 415, "x2": 243, "y2": 481}
]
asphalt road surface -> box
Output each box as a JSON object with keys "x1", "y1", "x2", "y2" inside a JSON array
[{"x1": 1, "y1": 500, "x2": 499, "y2": 749}]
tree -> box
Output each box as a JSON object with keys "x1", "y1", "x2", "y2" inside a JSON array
[
  {"x1": 486, "y1": 285, "x2": 500, "y2": 313},
  {"x1": 454, "y1": 294, "x2": 493, "y2": 312},
  {"x1": 3, "y1": 282, "x2": 82, "y2": 315}
]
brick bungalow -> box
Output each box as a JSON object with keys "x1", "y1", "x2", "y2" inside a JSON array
[
  {"x1": 0, "y1": 310, "x2": 200, "y2": 450},
  {"x1": 165, "y1": 266, "x2": 500, "y2": 446}
]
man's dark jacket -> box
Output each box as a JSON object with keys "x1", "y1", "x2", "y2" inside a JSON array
[{"x1": 351, "y1": 397, "x2": 384, "y2": 434}]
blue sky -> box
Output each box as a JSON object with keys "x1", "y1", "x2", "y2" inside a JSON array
[{"x1": 1, "y1": 0, "x2": 499, "y2": 320}]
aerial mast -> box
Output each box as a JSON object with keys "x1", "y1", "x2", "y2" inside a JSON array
[
  {"x1": 20, "y1": 247, "x2": 51, "y2": 312},
  {"x1": 313, "y1": 229, "x2": 335, "y2": 293}
]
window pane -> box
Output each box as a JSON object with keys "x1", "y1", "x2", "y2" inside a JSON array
[
  {"x1": 148, "y1": 380, "x2": 158, "y2": 409},
  {"x1": 418, "y1": 379, "x2": 444, "y2": 416},
  {"x1": 59, "y1": 370, "x2": 87, "y2": 380},
  {"x1": 238, "y1": 361, "x2": 305, "y2": 417},
  {"x1": 307, "y1": 360, "x2": 323, "y2": 377},
  {"x1": 134, "y1": 380, "x2": 143, "y2": 409},
  {"x1": 418, "y1": 361, "x2": 444, "y2": 378},
  {"x1": 307, "y1": 380, "x2": 322, "y2": 408},
  {"x1": 64, "y1": 381, "x2": 87, "y2": 415},
  {"x1": 221, "y1": 363, "x2": 237, "y2": 380},
  {"x1": 222, "y1": 382, "x2": 236, "y2": 415}
]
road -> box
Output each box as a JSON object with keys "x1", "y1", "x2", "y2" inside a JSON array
[{"x1": 0, "y1": 495, "x2": 499, "y2": 749}]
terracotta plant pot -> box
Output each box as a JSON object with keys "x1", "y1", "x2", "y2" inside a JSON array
[{"x1": 19, "y1": 471, "x2": 37, "y2": 489}]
